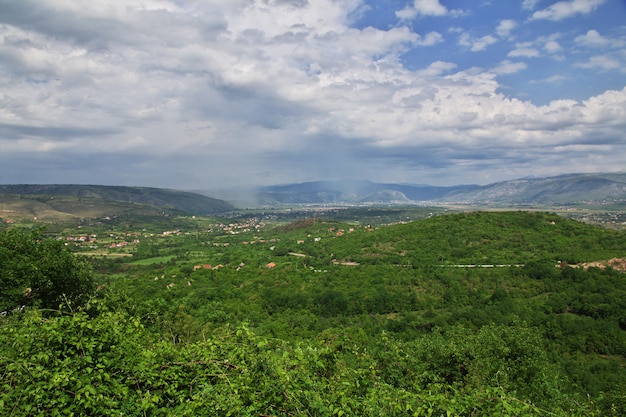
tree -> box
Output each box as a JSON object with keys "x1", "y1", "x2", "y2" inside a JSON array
[{"x1": 0, "y1": 228, "x2": 95, "y2": 312}]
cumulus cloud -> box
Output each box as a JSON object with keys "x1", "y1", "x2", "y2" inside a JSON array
[
  {"x1": 544, "y1": 40, "x2": 562, "y2": 53},
  {"x1": 505, "y1": 35, "x2": 565, "y2": 60},
  {"x1": 459, "y1": 33, "x2": 499, "y2": 52},
  {"x1": 574, "y1": 29, "x2": 625, "y2": 48},
  {"x1": 575, "y1": 29, "x2": 609, "y2": 47},
  {"x1": 0, "y1": 0, "x2": 625, "y2": 187},
  {"x1": 522, "y1": 0, "x2": 541, "y2": 10},
  {"x1": 496, "y1": 19, "x2": 517, "y2": 38},
  {"x1": 416, "y1": 31, "x2": 444, "y2": 46},
  {"x1": 531, "y1": 0, "x2": 606, "y2": 21},
  {"x1": 575, "y1": 55, "x2": 622, "y2": 71},
  {"x1": 411, "y1": 0, "x2": 448, "y2": 16},
  {"x1": 396, "y1": 8, "x2": 419, "y2": 21},
  {"x1": 396, "y1": 0, "x2": 463, "y2": 20},
  {"x1": 508, "y1": 47, "x2": 540, "y2": 58},
  {"x1": 492, "y1": 60, "x2": 527, "y2": 74}
]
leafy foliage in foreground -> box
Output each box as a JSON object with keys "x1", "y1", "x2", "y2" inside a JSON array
[
  {"x1": 0, "y1": 228, "x2": 94, "y2": 312},
  {"x1": 0, "y1": 304, "x2": 599, "y2": 416}
]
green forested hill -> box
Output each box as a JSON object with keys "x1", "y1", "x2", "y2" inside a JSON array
[
  {"x1": 338, "y1": 211, "x2": 624, "y2": 265},
  {"x1": 267, "y1": 211, "x2": 625, "y2": 267},
  {"x1": 2, "y1": 211, "x2": 626, "y2": 416}
]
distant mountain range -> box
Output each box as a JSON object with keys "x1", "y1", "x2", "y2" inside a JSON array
[
  {"x1": 253, "y1": 180, "x2": 479, "y2": 205},
  {"x1": 205, "y1": 173, "x2": 626, "y2": 206},
  {"x1": 0, "y1": 184, "x2": 235, "y2": 214},
  {"x1": 439, "y1": 173, "x2": 626, "y2": 205},
  {"x1": 2, "y1": 173, "x2": 625, "y2": 214}
]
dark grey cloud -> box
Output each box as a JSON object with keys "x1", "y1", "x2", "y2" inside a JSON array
[
  {"x1": 274, "y1": 0, "x2": 309, "y2": 7},
  {"x1": 0, "y1": 1, "x2": 128, "y2": 48},
  {"x1": 0, "y1": 123, "x2": 119, "y2": 140},
  {"x1": 0, "y1": 151, "x2": 154, "y2": 186}
]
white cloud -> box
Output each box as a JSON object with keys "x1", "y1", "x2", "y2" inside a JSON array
[
  {"x1": 575, "y1": 29, "x2": 609, "y2": 47},
  {"x1": 396, "y1": 0, "x2": 463, "y2": 20},
  {"x1": 411, "y1": 0, "x2": 448, "y2": 16},
  {"x1": 508, "y1": 47, "x2": 540, "y2": 58},
  {"x1": 419, "y1": 61, "x2": 458, "y2": 76},
  {"x1": 522, "y1": 0, "x2": 541, "y2": 10},
  {"x1": 531, "y1": 0, "x2": 606, "y2": 21},
  {"x1": 459, "y1": 33, "x2": 499, "y2": 52},
  {"x1": 493, "y1": 60, "x2": 527, "y2": 74},
  {"x1": 544, "y1": 40, "x2": 562, "y2": 53},
  {"x1": 472, "y1": 35, "x2": 498, "y2": 51},
  {"x1": 396, "y1": 7, "x2": 418, "y2": 20},
  {"x1": 529, "y1": 74, "x2": 571, "y2": 84},
  {"x1": 416, "y1": 31, "x2": 444, "y2": 46},
  {"x1": 505, "y1": 35, "x2": 563, "y2": 59},
  {"x1": 575, "y1": 55, "x2": 622, "y2": 70},
  {"x1": 574, "y1": 29, "x2": 625, "y2": 49},
  {"x1": 496, "y1": 19, "x2": 517, "y2": 38}
]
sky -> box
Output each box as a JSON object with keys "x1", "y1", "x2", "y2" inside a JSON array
[{"x1": 1, "y1": 0, "x2": 625, "y2": 189}]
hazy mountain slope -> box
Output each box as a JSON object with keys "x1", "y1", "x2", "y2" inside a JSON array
[
  {"x1": 226, "y1": 173, "x2": 626, "y2": 206},
  {"x1": 4, "y1": 173, "x2": 624, "y2": 211},
  {"x1": 441, "y1": 173, "x2": 626, "y2": 204},
  {"x1": 253, "y1": 180, "x2": 480, "y2": 205},
  {"x1": 0, "y1": 184, "x2": 235, "y2": 214}
]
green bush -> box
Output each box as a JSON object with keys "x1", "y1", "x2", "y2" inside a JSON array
[{"x1": 0, "y1": 228, "x2": 94, "y2": 312}]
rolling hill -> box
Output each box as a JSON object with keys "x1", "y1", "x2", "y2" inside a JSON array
[{"x1": 0, "y1": 184, "x2": 235, "y2": 219}]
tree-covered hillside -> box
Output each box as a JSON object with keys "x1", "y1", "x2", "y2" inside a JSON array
[
  {"x1": 2, "y1": 211, "x2": 626, "y2": 415},
  {"x1": 335, "y1": 211, "x2": 625, "y2": 265}
]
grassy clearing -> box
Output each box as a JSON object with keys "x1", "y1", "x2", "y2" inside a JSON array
[
  {"x1": 129, "y1": 255, "x2": 175, "y2": 265},
  {"x1": 76, "y1": 252, "x2": 133, "y2": 258}
]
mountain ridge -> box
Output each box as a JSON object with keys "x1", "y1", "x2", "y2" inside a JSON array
[
  {"x1": 3, "y1": 172, "x2": 625, "y2": 210},
  {"x1": 201, "y1": 173, "x2": 626, "y2": 206},
  {"x1": 0, "y1": 184, "x2": 235, "y2": 214},
  {"x1": 441, "y1": 172, "x2": 626, "y2": 204}
]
